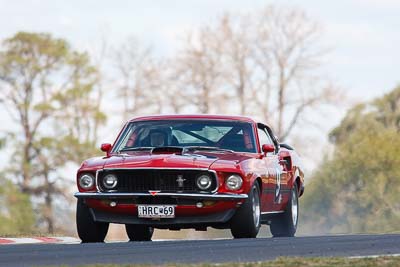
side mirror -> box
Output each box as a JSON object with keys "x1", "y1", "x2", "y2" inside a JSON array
[
  {"x1": 262, "y1": 144, "x2": 275, "y2": 154},
  {"x1": 100, "y1": 143, "x2": 112, "y2": 156}
]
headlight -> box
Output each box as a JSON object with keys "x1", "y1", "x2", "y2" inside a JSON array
[
  {"x1": 79, "y1": 174, "x2": 95, "y2": 189},
  {"x1": 225, "y1": 174, "x2": 243, "y2": 190},
  {"x1": 196, "y1": 174, "x2": 212, "y2": 190},
  {"x1": 102, "y1": 174, "x2": 118, "y2": 189}
]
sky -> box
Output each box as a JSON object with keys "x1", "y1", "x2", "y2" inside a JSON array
[
  {"x1": 0, "y1": 0, "x2": 399, "y2": 170},
  {"x1": 0, "y1": 0, "x2": 399, "y2": 103}
]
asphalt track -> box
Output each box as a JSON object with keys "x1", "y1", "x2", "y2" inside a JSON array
[{"x1": 1, "y1": 234, "x2": 400, "y2": 266}]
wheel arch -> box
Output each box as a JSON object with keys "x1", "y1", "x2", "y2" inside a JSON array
[
  {"x1": 293, "y1": 167, "x2": 304, "y2": 197},
  {"x1": 254, "y1": 177, "x2": 262, "y2": 195},
  {"x1": 295, "y1": 176, "x2": 304, "y2": 197}
]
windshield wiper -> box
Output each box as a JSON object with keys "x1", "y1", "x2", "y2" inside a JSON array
[
  {"x1": 183, "y1": 146, "x2": 234, "y2": 153},
  {"x1": 119, "y1": 147, "x2": 153, "y2": 152}
]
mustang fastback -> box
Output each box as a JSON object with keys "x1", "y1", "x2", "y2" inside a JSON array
[{"x1": 74, "y1": 115, "x2": 304, "y2": 242}]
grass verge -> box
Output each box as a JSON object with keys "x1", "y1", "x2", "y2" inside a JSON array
[{"x1": 52, "y1": 256, "x2": 400, "y2": 267}]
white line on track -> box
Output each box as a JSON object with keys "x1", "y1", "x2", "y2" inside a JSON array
[
  {"x1": 350, "y1": 253, "x2": 400, "y2": 259},
  {"x1": 0, "y1": 236, "x2": 80, "y2": 245}
]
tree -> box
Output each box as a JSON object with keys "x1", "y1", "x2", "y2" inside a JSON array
[
  {"x1": 0, "y1": 32, "x2": 106, "y2": 233},
  {"x1": 0, "y1": 32, "x2": 68, "y2": 194},
  {"x1": 251, "y1": 6, "x2": 337, "y2": 140},
  {"x1": 300, "y1": 86, "x2": 400, "y2": 234},
  {"x1": 113, "y1": 37, "x2": 164, "y2": 120},
  {"x1": 0, "y1": 176, "x2": 36, "y2": 235},
  {"x1": 173, "y1": 6, "x2": 338, "y2": 140},
  {"x1": 212, "y1": 14, "x2": 255, "y2": 115},
  {"x1": 173, "y1": 26, "x2": 228, "y2": 114}
]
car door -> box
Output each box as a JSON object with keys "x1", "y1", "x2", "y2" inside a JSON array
[
  {"x1": 256, "y1": 125, "x2": 281, "y2": 212},
  {"x1": 263, "y1": 126, "x2": 291, "y2": 211}
]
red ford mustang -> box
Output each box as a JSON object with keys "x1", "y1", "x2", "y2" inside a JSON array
[{"x1": 75, "y1": 115, "x2": 305, "y2": 242}]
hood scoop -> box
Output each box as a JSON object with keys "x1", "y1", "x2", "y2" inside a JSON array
[
  {"x1": 151, "y1": 146, "x2": 184, "y2": 155},
  {"x1": 150, "y1": 146, "x2": 216, "y2": 159}
]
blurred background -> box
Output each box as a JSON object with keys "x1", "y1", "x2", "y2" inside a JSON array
[{"x1": 0, "y1": 0, "x2": 399, "y2": 240}]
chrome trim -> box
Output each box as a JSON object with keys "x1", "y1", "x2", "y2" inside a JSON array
[
  {"x1": 74, "y1": 192, "x2": 248, "y2": 200},
  {"x1": 95, "y1": 169, "x2": 101, "y2": 192},
  {"x1": 96, "y1": 168, "x2": 219, "y2": 194},
  {"x1": 261, "y1": 211, "x2": 285, "y2": 215}
]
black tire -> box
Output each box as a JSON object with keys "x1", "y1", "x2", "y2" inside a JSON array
[
  {"x1": 230, "y1": 183, "x2": 261, "y2": 238},
  {"x1": 125, "y1": 224, "x2": 154, "y2": 241},
  {"x1": 270, "y1": 183, "x2": 299, "y2": 237},
  {"x1": 76, "y1": 199, "x2": 109, "y2": 243}
]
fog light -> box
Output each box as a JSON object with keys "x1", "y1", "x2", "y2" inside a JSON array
[
  {"x1": 196, "y1": 174, "x2": 212, "y2": 190},
  {"x1": 110, "y1": 201, "x2": 117, "y2": 207},
  {"x1": 196, "y1": 202, "x2": 204, "y2": 208},
  {"x1": 79, "y1": 174, "x2": 95, "y2": 189},
  {"x1": 103, "y1": 174, "x2": 118, "y2": 189},
  {"x1": 225, "y1": 174, "x2": 243, "y2": 190}
]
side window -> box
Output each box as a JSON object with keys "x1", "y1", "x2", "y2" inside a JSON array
[
  {"x1": 265, "y1": 126, "x2": 279, "y2": 152},
  {"x1": 257, "y1": 127, "x2": 274, "y2": 151}
]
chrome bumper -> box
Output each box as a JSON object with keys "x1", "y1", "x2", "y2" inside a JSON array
[{"x1": 74, "y1": 192, "x2": 248, "y2": 200}]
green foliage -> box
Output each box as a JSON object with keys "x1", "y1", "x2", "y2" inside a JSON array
[
  {"x1": 0, "y1": 32, "x2": 68, "y2": 84},
  {"x1": 0, "y1": 31, "x2": 106, "y2": 234},
  {"x1": 0, "y1": 137, "x2": 5, "y2": 149},
  {"x1": 0, "y1": 176, "x2": 36, "y2": 235},
  {"x1": 300, "y1": 86, "x2": 400, "y2": 234},
  {"x1": 330, "y1": 86, "x2": 400, "y2": 144}
]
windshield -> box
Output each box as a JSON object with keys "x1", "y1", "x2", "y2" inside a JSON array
[{"x1": 112, "y1": 120, "x2": 257, "y2": 153}]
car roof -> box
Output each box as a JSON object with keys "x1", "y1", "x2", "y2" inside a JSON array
[{"x1": 129, "y1": 114, "x2": 256, "y2": 123}]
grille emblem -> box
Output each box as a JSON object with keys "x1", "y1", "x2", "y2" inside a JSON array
[
  {"x1": 149, "y1": 190, "x2": 160, "y2": 196},
  {"x1": 176, "y1": 175, "x2": 186, "y2": 187}
]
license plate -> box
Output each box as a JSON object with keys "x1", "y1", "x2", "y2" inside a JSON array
[{"x1": 138, "y1": 205, "x2": 175, "y2": 218}]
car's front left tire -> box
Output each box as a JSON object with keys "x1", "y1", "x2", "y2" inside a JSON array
[
  {"x1": 125, "y1": 224, "x2": 154, "y2": 241},
  {"x1": 76, "y1": 199, "x2": 109, "y2": 243},
  {"x1": 230, "y1": 183, "x2": 261, "y2": 238}
]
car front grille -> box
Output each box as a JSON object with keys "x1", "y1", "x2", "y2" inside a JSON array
[{"x1": 97, "y1": 169, "x2": 217, "y2": 193}]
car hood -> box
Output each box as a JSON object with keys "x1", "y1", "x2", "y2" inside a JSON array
[
  {"x1": 102, "y1": 152, "x2": 221, "y2": 170},
  {"x1": 80, "y1": 150, "x2": 256, "y2": 172}
]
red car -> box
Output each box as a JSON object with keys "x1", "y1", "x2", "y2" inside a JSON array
[{"x1": 75, "y1": 115, "x2": 305, "y2": 242}]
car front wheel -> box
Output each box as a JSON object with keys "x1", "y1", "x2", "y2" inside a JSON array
[
  {"x1": 125, "y1": 224, "x2": 154, "y2": 241},
  {"x1": 76, "y1": 199, "x2": 109, "y2": 243},
  {"x1": 269, "y1": 183, "x2": 299, "y2": 237},
  {"x1": 230, "y1": 183, "x2": 261, "y2": 238}
]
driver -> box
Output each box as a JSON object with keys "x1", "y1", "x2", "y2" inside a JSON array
[{"x1": 150, "y1": 131, "x2": 166, "y2": 147}]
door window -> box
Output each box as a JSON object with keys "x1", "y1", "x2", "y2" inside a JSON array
[{"x1": 257, "y1": 128, "x2": 274, "y2": 152}]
